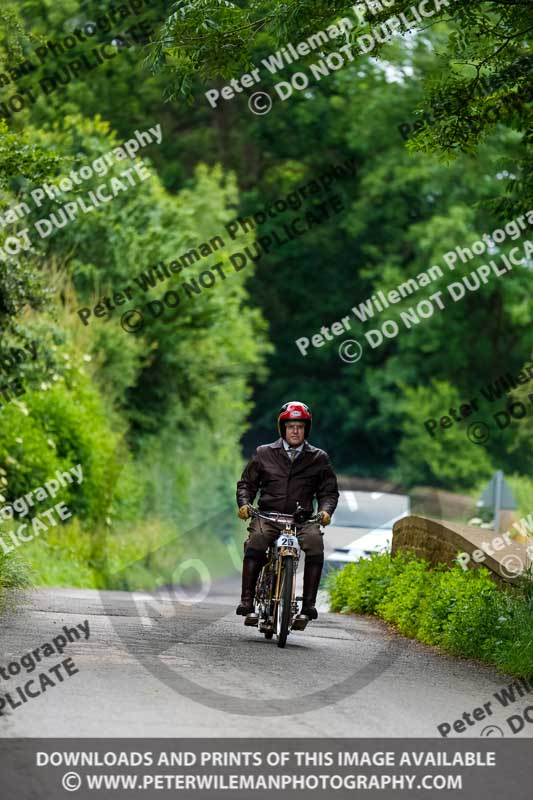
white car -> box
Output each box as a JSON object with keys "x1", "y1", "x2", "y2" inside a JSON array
[
  {"x1": 323, "y1": 491, "x2": 410, "y2": 574},
  {"x1": 324, "y1": 530, "x2": 392, "y2": 573}
]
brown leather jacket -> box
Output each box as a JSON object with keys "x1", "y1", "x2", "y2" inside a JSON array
[{"x1": 236, "y1": 438, "x2": 339, "y2": 516}]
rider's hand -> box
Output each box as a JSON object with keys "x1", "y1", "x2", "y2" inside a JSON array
[
  {"x1": 317, "y1": 510, "x2": 331, "y2": 526},
  {"x1": 238, "y1": 504, "x2": 252, "y2": 520}
]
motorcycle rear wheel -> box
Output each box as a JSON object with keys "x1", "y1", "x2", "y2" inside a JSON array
[{"x1": 275, "y1": 557, "x2": 293, "y2": 648}]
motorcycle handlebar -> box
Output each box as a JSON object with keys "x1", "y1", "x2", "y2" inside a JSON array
[{"x1": 249, "y1": 506, "x2": 320, "y2": 525}]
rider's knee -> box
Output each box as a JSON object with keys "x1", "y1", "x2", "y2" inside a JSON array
[{"x1": 244, "y1": 546, "x2": 267, "y2": 564}]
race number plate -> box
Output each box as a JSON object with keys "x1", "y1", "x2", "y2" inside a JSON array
[{"x1": 276, "y1": 534, "x2": 300, "y2": 550}]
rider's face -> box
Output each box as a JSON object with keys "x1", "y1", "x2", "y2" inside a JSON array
[{"x1": 285, "y1": 421, "x2": 305, "y2": 446}]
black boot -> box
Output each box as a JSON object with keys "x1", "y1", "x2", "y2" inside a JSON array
[
  {"x1": 300, "y1": 555, "x2": 324, "y2": 620},
  {"x1": 236, "y1": 557, "x2": 263, "y2": 615}
]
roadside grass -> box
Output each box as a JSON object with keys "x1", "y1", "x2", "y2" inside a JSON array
[
  {"x1": 0, "y1": 550, "x2": 31, "y2": 612},
  {"x1": 3, "y1": 514, "x2": 242, "y2": 593},
  {"x1": 327, "y1": 552, "x2": 533, "y2": 679},
  {"x1": 0, "y1": 551, "x2": 31, "y2": 590}
]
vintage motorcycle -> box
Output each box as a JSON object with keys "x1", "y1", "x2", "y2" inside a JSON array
[{"x1": 245, "y1": 505, "x2": 319, "y2": 648}]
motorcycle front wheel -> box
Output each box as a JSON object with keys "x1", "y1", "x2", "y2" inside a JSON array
[{"x1": 275, "y1": 557, "x2": 294, "y2": 648}]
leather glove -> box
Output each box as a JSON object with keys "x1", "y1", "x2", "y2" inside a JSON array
[
  {"x1": 238, "y1": 504, "x2": 252, "y2": 520},
  {"x1": 317, "y1": 510, "x2": 331, "y2": 526}
]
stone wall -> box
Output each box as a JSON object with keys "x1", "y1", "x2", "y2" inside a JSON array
[{"x1": 392, "y1": 515, "x2": 531, "y2": 585}]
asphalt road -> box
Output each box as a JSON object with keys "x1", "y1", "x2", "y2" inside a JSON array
[{"x1": 1, "y1": 491, "x2": 529, "y2": 738}]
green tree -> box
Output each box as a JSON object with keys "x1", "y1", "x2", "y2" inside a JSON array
[{"x1": 393, "y1": 380, "x2": 493, "y2": 488}]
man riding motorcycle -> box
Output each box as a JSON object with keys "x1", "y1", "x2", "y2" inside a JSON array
[{"x1": 236, "y1": 401, "x2": 339, "y2": 621}]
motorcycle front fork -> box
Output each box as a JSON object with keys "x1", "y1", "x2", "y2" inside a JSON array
[{"x1": 260, "y1": 555, "x2": 299, "y2": 626}]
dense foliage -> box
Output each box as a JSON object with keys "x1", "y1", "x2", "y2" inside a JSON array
[
  {"x1": 154, "y1": 1, "x2": 532, "y2": 159},
  {"x1": 0, "y1": 1, "x2": 268, "y2": 589},
  {"x1": 328, "y1": 552, "x2": 533, "y2": 677},
  {"x1": 149, "y1": 0, "x2": 533, "y2": 483}
]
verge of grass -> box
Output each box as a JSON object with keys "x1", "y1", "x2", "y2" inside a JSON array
[
  {"x1": 3, "y1": 513, "x2": 243, "y2": 593},
  {"x1": 0, "y1": 550, "x2": 31, "y2": 613},
  {"x1": 327, "y1": 551, "x2": 533, "y2": 679}
]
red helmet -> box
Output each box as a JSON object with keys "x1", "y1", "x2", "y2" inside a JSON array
[{"x1": 278, "y1": 401, "x2": 312, "y2": 438}]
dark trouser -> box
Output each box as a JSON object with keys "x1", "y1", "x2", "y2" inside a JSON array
[
  {"x1": 240, "y1": 518, "x2": 324, "y2": 613},
  {"x1": 244, "y1": 517, "x2": 324, "y2": 559}
]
